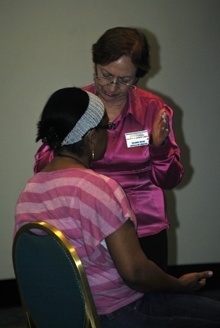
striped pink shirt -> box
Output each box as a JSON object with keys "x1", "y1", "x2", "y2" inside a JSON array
[{"x1": 15, "y1": 168, "x2": 143, "y2": 314}]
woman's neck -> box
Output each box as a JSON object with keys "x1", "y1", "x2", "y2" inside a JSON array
[
  {"x1": 56, "y1": 153, "x2": 89, "y2": 169},
  {"x1": 104, "y1": 100, "x2": 127, "y2": 122}
]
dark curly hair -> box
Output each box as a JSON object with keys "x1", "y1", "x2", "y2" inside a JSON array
[{"x1": 36, "y1": 87, "x2": 89, "y2": 155}]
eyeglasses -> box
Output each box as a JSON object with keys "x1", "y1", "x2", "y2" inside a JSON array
[
  {"x1": 96, "y1": 122, "x2": 116, "y2": 130},
  {"x1": 95, "y1": 74, "x2": 136, "y2": 89},
  {"x1": 82, "y1": 122, "x2": 116, "y2": 139}
]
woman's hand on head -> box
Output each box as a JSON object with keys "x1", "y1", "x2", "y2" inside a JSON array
[{"x1": 151, "y1": 108, "x2": 170, "y2": 147}]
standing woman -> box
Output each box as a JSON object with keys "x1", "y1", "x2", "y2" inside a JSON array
[
  {"x1": 86, "y1": 27, "x2": 184, "y2": 271},
  {"x1": 34, "y1": 27, "x2": 184, "y2": 271}
]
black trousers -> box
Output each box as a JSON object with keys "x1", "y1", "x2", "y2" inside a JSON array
[{"x1": 139, "y1": 229, "x2": 168, "y2": 272}]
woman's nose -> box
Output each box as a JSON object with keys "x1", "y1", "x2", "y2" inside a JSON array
[{"x1": 107, "y1": 80, "x2": 119, "y2": 92}]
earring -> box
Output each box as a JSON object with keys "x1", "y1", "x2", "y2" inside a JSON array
[
  {"x1": 93, "y1": 81, "x2": 98, "y2": 95},
  {"x1": 92, "y1": 150, "x2": 95, "y2": 160},
  {"x1": 131, "y1": 85, "x2": 138, "y2": 105}
]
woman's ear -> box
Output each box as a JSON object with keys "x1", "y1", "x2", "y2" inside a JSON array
[
  {"x1": 87, "y1": 129, "x2": 96, "y2": 147},
  {"x1": 134, "y1": 77, "x2": 139, "y2": 85}
]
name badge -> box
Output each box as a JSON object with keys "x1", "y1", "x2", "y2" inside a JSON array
[{"x1": 125, "y1": 130, "x2": 149, "y2": 148}]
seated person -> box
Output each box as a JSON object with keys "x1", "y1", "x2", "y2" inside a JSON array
[{"x1": 15, "y1": 87, "x2": 220, "y2": 328}]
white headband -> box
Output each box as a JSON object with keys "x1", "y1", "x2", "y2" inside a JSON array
[{"x1": 61, "y1": 91, "x2": 104, "y2": 145}]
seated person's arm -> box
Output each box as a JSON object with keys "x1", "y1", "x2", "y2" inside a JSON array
[{"x1": 106, "y1": 220, "x2": 212, "y2": 293}]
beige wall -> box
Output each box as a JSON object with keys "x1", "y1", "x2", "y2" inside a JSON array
[{"x1": 1, "y1": 0, "x2": 220, "y2": 279}]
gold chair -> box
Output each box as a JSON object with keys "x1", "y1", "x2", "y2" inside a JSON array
[{"x1": 12, "y1": 221, "x2": 100, "y2": 328}]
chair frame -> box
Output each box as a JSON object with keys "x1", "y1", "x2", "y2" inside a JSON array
[{"x1": 13, "y1": 221, "x2": 100, "y2": 328}]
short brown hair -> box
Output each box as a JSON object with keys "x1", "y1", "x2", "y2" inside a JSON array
[{"x1": 92, "y1": 27, "x2": 150, "y2": 78}]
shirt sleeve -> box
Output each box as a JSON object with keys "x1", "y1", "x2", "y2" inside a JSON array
[{"x1": 77, "y1": 174, "x2": 137, "y2": 257}]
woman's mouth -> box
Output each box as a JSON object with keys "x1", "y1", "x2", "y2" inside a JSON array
[{"x1": 104, "y1": 90, "x2": 117, "y2": 97}]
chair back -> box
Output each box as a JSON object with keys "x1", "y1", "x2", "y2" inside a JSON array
[{"x1": 12, "y1": 221, "x2": 100, "y2": 328}]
